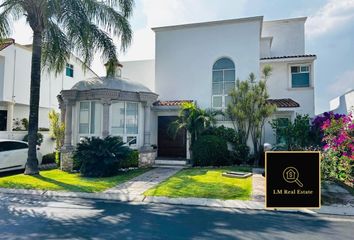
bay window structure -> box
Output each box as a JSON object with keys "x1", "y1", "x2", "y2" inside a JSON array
[
  {"x1": 291, "y1": 64, "x2": 310, "y2": 88},
  {"x1": 59, "y1": 68, "x2": 158, "y2": 156},
  {"x1": 212, "y1": 58, "x2": 235, "y2": 110}
]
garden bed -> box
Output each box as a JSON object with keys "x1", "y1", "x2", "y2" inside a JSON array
[
  {"x1": 0, "y1": 168, "x2": 151, "y2": 193},
  {"x1": 144, "y1": 167, "x2": 252, "y2": 200}
]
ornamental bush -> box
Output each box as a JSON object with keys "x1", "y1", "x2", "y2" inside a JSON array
[
  {"x1": 192, "y1": 135, "x2": 230, "y2": 166},
  {"x1": 321, "y1": 113, "x2": 354, "y2": 183},
  {"x1": 203, "y1": 126, "x2": 250, "y2": 164},
  {"x1": 73, "y1": 136, "x2": 131, "y2": 177},
  {"x1": 119, "y1": 150, "x2": 139, "y2": 168},
  {"x1": 42, "y1": 152, "x2": 56, "y2": 165},
  {"x1": 23, "y1": 132, "x2": 44, "y2": 146}
]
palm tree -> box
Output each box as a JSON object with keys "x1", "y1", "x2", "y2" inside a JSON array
[
  {"x1": 169, "y1": 102, "x2": 221, "y2": 150},
  {"x1": 0, "y1": 0, "x2": 134, "y2": 175}
]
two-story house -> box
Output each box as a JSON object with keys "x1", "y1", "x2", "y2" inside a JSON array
[
  {"x1": 59, "y1": 16, "x2": 316, "y2": 167},
  {"x1": 122, "y1": 16, "x2": 316, "y2": 158}
]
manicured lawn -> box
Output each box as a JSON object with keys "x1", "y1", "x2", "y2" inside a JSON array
[
  {"x1": 0, "y1": 168, "x2": 151, "y2": 193},
  {"x1": 144, "y1": 167, "x2": 252, "y2": 200}
]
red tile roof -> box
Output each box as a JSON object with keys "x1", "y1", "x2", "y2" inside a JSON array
[
  {"x1": 153, "y1": 100, "x2": 193, "y2": 106},
  {"x1": 0, "y1": 38, "x2": 15, "y2": 51},
  {"x1": 267, "y1": 98, "x2": 300, "y2": 108},
  {"x1": 260, "y1": 54, "x2": 316, "y2": 60}
]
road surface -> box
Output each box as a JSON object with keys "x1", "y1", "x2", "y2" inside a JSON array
[{"x1": 0, "y1": 193, "x2": 353, "y2": 240}]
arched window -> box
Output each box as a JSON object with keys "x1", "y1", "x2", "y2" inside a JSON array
[{"x1": 212, "y1": 58, "x2": 235, "y2": 109}]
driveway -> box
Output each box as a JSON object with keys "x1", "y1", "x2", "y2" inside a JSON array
[{"x1": 0, "y1": 193, "x2": 353, "y2": 240}]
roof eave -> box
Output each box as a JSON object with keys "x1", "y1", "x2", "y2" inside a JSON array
[
  {"x1": 152, "y1": 16, "x2": 264, "y2": 32},
  {"x1": 260, "y1": 56, "x2": 317, "y2": 62}
]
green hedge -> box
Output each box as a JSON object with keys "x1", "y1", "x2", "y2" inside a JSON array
[
  {"x1": 192, "y1": 135, "x2": 230, "y2": 166},
  {"x1": 119, "y1": 150, "x2": 139, "y2": 168},
  {"x1": 42, "y1": 153, "x2": 56, "y2": 165}
]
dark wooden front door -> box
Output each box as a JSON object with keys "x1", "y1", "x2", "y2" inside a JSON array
[
  {"x1": 158, "y1": 116, "x2": 186, "y2": 158},
  {"x1": 0, "y1": 110, "x2": 7, "y2": 131}
]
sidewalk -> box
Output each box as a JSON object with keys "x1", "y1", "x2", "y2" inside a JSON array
[{"x1": 0, "y1": 167, "x2": 353, "y2": 216}]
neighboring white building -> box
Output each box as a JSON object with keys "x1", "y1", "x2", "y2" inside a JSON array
[
  {"x1": 329, "y1": 89, "x2": 354, "y2": 115},
  {"x1": 60, "y1": 16, "x2": 317, "y2": 166},
  {"x1": 0, "y1": 39, "x2": 98, "y2": 132}
]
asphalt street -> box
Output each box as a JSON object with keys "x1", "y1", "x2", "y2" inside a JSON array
[{"x1": 0, "y1": 193, "x2": 353, "y2": 240}]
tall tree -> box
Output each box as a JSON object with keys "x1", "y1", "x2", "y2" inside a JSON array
[
  {"x1": 0, "y1": 0, "x2": 134, "y2": 175},
  {"x1": 227, "y1": 65, "x2": 276, "y2": 165}
]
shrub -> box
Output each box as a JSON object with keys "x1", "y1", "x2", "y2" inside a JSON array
[
  {"x1": 321, "y1": 113, "x2": 353, "y2": 183},
  {"x1": 42, "y1": 153, "x2": 56, "y2": 165},
  {"x1": 73, "y1": 136, "x2": 131, "y2": 177},
  {"x1": 270, "y1": 114, "x2": 312, "y2": 150},
  {"x1": 120, "y1": 150, "x2": 139, "y2": 168},
  {"x1": 192, "y1": 135, "x2": 230, "y2": 166},
  {"x1": 23, "y1": 132, "x2": 44, "y2": 146},
  {"x1": 203, "y1": 126, "x2": 250, "y2": 164}
]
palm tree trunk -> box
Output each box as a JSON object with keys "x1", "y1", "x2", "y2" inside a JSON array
[{"x1": 24, "y1": 30, "x2": 43, "y2": 175}]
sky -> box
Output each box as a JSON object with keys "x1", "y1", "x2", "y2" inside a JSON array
[{"x1": 10, "y1": 0, "x2": 354, "y2": 114}]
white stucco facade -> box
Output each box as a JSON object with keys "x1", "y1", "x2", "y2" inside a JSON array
[
  {"x1": 120, "y1": 16, "x2": 316, "y2": 155},
  {"x1": 0, "y1": 40, "x2": 97, "y2": 131}
]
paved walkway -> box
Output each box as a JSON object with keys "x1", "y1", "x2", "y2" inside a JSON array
[
  {"x1": 252, "y1": 168, "x2": 265, "y2": 202},
  {"x1": 104, "y1": 167, "x2": 180, "y2": 201}
]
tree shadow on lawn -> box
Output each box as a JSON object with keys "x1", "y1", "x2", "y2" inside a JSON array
[
  {"x1": 31, "y1": 175, "x2": 94, "y2": 192},
  {"x1": 0, "y1": 194, "x2": 339, "y2": 240}
]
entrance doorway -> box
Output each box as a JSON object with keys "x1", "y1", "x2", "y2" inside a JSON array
[
  {"x1": 158, "y1": 116, "x2": 186, "y2": 158},
  {"x1": 0, "y1": 110, "x2": 7, "y2": 131}
]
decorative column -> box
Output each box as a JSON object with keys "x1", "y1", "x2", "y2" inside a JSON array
[
  {"x1": 142, "y1": 101, "x2": 152, "y2": 150},
  {"x1": 57, "y1": 95, "x2": 66, "y2": 124},
  {"x1": 101, "y1": 98, "x2": 111, "y2": 138},
  {"x1": 6, "y1": 102, "x2": 14, "y2": 132},
  {"x1": 61, "y1": 100, "x2": 74, "y2": 172}
]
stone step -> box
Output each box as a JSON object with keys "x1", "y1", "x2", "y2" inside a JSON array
[
  {"x1": 155, "y1": 159, "x2": 188, "y2": 165},
  {"x1": 152, "y1": 164, "x2": 188, "y2": 169}
]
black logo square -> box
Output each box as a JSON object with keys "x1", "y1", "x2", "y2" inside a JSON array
[{"x1": 265, "y1": 151, "x2": 321, "y2": 209}]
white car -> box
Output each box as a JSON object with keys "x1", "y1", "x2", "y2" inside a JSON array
[{"x1": 0, "y1": 139, "x2": 43, "y2": 173}]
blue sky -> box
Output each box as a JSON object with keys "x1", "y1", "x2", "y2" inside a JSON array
[{"x1": 11, "y1": 0, "x2": 354, "y2": 114}]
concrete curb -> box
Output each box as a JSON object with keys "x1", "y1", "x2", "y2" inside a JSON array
[{"x1": 2, "y1": 187, "x2": 353, "y2": 216}]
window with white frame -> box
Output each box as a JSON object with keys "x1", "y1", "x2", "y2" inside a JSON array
[
  {"x1": 212, "y1": 58, "x2": 235, "y2": 110},
  {"x1": 111, "y1": 101, "x2": 138, "y2": 146},
  {"x1": 291, "y1": 64, "x2": 310, "y2": 88},
  {"x1": 79, "y1": 101, "x2": 102, "y2": 135}
]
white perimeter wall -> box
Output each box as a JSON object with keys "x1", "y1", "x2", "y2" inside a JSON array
[
  {"x1": 330, "y1": 90, "x2": 354, "y2": 114},
  {"x1": 0, "y1": 131, "x2": 55, "y2": 155}
]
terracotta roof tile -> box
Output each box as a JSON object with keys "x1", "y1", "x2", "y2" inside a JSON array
[
  {"x1": 260, "y1": 54, "x2": 316, "y2": 60},
  {"x1": 267, "y1": 98, "x2": 300, "y2": 108},
  {"x1": 153, "y1": 100, "x2": 193, "y2": 106},
  {"x1": 0, "y1": 39, "x2": 15, "y2": 51}
]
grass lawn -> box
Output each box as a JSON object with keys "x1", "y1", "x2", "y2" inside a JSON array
[
  {"x1": 144, "y1": 166, "x2": 252, "y2": 200},
  {"x1": 0, "y1": 168, "x2": 151, "y2": 193}
]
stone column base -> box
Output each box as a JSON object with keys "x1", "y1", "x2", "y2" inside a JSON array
[
  {"x1": 139, "y1": 149, "x2": 157, "y2": 167},
  {"x1": 61, "y1": 147, "x2": 74, "y2": 172}
]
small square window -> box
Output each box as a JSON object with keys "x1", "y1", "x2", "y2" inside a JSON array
[
  {"x1": 291, "y1": 65, "x2": 310, "y2": 88},
  {"x1": 66, "y1": 63, "x2": 74, "y2": 78}
]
